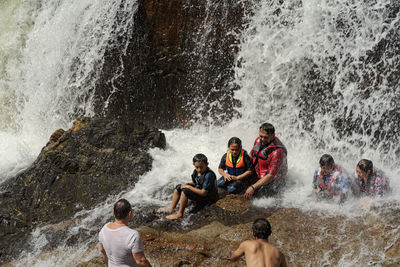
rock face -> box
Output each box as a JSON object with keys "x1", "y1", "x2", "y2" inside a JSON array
[
  {"x1": 78, "y1": 195, "x2": 400, "y2": 266},
  {"x1": 0, "y1": 117, "x2": 166, "y2": 263},
  {"x1": 94, "y1": 0, "x2": 247, "y2": 129}
]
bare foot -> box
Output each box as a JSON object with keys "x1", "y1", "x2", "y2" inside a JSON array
[
  {"x1": 166, "y1": 213, "x2": 183, "y2": 220},
  {"x1": 157, "y1": 207, "x2": 173, "y2": 213}
]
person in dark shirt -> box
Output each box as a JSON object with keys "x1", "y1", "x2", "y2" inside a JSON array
[
  {"x1": 217, "y1": 137, "x2": 253, "y2": 194},
  {"x1": 158, "y1": 153, "x2": 218, "y2": 220}
]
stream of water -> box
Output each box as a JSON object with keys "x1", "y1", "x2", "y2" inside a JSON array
[{"x1": 1, "y1": 0, "x2": 399, "y2": 266}]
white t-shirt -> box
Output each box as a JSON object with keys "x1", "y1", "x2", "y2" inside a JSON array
[{"x1": 99, "y1": 223, "x2": 144, "y2": 267}]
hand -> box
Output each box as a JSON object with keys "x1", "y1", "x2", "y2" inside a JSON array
[
  {"x1": 181, "y1": 184, "x2": 191, "y2": 189},
  {"x1": 224, "y1": 174, "x2": 232, "y2": 181},
  {"x1": 244, "y1": 186, "x2": 255, "y2": 199},
  {"x1": 231, "y1": 175, "x2": 239, "y2": 181}
]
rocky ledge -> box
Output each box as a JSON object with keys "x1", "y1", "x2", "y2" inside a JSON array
[
  {"x1": 0, "y1": 117, "x2": 166, "y2": 263},
  {"x1": 80, "y1": 195, "x2": 400, "y2": 266}
]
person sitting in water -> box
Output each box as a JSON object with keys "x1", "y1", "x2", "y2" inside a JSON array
[
  {"x1": 231, "y1": 218, "x2": 288, "y2": 267},
  {"x1": 354, "y1": 159, "x2": 390, "y2": 199},
  {"x1": 217, "y1": 137, "x2": 253, "y2": 194},
  {"x1": 158, "y1": 153, "x2": 218, "y2": 220},
  {"x1": 244, "y1": 123, "x2": 288, "y2": 198},
  {"x1": 99, "y1": 199, "x2": 152, "y2": 267},
  {"x1": 312, "y1": 154, "x2": 351, "y2": 202}
]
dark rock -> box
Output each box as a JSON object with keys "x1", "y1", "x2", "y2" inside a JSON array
[
  {"x1": 0, "y1": 116, "x2": 165, "y2": 264},
  {"x1": 94, "y1": 0, "x2": 248, "y2": 129}
]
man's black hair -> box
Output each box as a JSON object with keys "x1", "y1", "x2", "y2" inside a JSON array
[
  {"x1": 319, "y1": 154, "x2": 334, "y2": 167},
  {"x1": 259, "y1": 123, "x2": 275, "y2": 135},
  {"x1": 252, "y1": 218, "x2": 272, "y2": 239},
  {"x1": 357, "y1": 159, "x2": 373, "y2": 173},
  {"x1": 228, "y1": 137, "x2": 242, "y2": 147},
  {"x1": 193, "y1": 153, "x2": 208, "y2": 164},
  {"x1": 114, "y1": 198, "x2": 132, "y2": 220}
]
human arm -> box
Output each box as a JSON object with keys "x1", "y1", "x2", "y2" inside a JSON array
[
  {"x1": 99, "y1": 243, "x2": 108, "y2": 264},
  {"x1": 279, "y1": 251, "x2": 288, "y2": 267},
  {"x1": 132, "y1": 252, "x2": 152, "y2": 267},
  {"x1": 180, "y1": 184, "x2": 208, "y2": 196},
  {"x1": 219, "y1": 168, "x2": 232, "y2": 181},
  {"x1": 231, "y1": 242, "x2": 246, "y2": 261},
  {"x1": 312, "y1": 169, "x2": 319, "y2": 194},
  {"x1": 244, "y1": 173, "x2": 275, "y2": 198},
  {"x1": 231, "y1": 169, "x2": 253, "y2": 181}
]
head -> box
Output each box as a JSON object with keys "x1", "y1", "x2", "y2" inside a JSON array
[
  {"x1": 193, "y1": 153, "x2": 208, "y2": 175},
  {"x1": 252, "y1": 218, "x2": 272, "y2": 240},
  {"x1": 356, "y1": 159, "x2": 373, "y2": 180},
  {"x1": 319, "y1": 154, "x2": 335, "y2": 175},
  {"x1": 113, "y1": 198, "x2": 132, "y2": 220},
  {"x1": 259, "y1": 123, "x2": 275, "y2": 146},
  {"x1": 228, "y1": 137, "x2": 242, "y2": 157}
]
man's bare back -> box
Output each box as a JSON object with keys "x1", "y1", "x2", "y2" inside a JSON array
[{"x1": 231, "y1": 239, "x2": 287, "y2": 267}]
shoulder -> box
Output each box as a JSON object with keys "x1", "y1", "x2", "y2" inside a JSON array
[
  {"x1": 268, "y1": 148, "x2": 284, "y2": 158},
  {"x1": 240, "y1": 240, "x2": 255, "y2": 249},
  {"x1": 99, "y1": 223, "x2": 110, "y2": 234},
  {"x1": 124, "y1": 228, "x2": 141, "y2": 243},
  {"x1": 242, "y1": 150, "x2": 250, "y2": 157},
  {"x1": 205, "y1": 169, "x2": 216, "y2": 179}
]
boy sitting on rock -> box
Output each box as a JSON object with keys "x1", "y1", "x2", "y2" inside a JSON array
[{"x1": 158, "y1": 153, "x2": 218, "y2": 220}]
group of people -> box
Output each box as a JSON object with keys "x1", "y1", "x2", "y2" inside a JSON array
[
  {"x1": 157, "y1": 122, "x2": 288, "y2": 220},
  {"x1": 98, "y1": 122, "x2": 391, "y2": 266},
  {"x1": 99, "y1": 198, "x2": 287, "y2": 266},
  {"x1": 313, "y1": 154, "x2": 391, "y2": 205},
  {"x1": 159, "y1": 122, "x2": 391, "y2": 220}
]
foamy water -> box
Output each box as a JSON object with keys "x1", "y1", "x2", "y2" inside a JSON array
[
  {"x1": 1, "y1": 0, "x2": 399, "y2": 266},
  {"x1": 0, "y1": 0, "x2": 136, "y2": 182}
]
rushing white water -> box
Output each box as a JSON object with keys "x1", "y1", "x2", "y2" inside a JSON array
[
  {"x1": 2, "y1": 0, "x2": 400, "y2": 266},
  {"x1": 0, "y1": 0, "x2": 136, "y2": 182}
]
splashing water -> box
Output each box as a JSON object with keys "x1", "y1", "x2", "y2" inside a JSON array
[
  {"x1": 2, "y1": 0, "x2": 400, "y2": 266},
  {"x1": 0, "y1": 0, "x2": 136, "y2": 182}
]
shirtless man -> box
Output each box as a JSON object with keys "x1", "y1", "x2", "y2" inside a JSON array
[{"x1": 231, "y1": 218, "x2": 287, "y2": 267}]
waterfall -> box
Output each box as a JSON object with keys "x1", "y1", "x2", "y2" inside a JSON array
[
  {"x1": 0, "y1": 0, "x2": 136, "y2": 182},
  {"x1": 1, "y1": 0, "x2": 399, "y2": 266}
]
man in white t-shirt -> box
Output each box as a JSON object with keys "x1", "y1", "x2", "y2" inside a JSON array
[{"x1": 99, "y1": 199, "x2": 151, "y2": 267}]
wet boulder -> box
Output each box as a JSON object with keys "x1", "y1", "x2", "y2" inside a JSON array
[{"x1": 0, "y1": 116, "x2": 165, "y2": 263}]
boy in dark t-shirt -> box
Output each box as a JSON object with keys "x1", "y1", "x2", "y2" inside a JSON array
[
  {"x1": 158, "y1": 153, "x2": 218, "y2": 220},
  {"x1": 218, "y1": 137, "x2": 253, "y2": 194}
]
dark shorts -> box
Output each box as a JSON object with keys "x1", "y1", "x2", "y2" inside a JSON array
[{"x1": 175, "y1": 184, "x2": 217, "y2": 206}]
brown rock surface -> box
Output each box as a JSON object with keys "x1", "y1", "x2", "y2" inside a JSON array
[{"x1": 94, "y1": 0, "x2": 247, "y2": 129}]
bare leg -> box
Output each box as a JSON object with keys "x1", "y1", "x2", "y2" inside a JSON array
[
  {"x1": 166, "y1": 191, "x2": 188, "y2": 220},
  {"x1": 158, "y1": 188, "x2": 181, "y2": 213}
]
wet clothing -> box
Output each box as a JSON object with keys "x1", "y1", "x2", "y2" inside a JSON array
[
  {"x1": 313, "y1": 164, "x2": 350, "y2": 196},
  {"x1": 217, "y1": 150, "x2": 253, "y2": 194},
  {"x1": 354, "y1": 168, "x2": 390, "y2": 198},
  {"x1": 176, "y1": 167, "x2": 218, "y2": 206},
  {"x1": 250, "y1": 136, "x2": 288, "y2": 185},
  {"x1": 99, "y1": 223, "x2": 143, "y2": 267}
]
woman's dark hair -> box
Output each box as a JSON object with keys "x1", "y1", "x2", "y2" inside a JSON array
[
  {"x1": 259, "y1": 123, "x2": 275, "y2": 134},
  {"x1": 114, "y1": 199, "x2": 132, "y2": 220},
  {"x1": 252, "y1": 218, "x2": 272, "y2": 239},
  {"x1": 228, "y1": 137, "x2": 242, "y2": 147},
  {"x1": 319, "y1": 154, "x2": 334, "y2": 167},
  {"x1": 357, "y1": 159, "x2": 373, "y2": 173},
  {"x1": 193, "y1": 153, "x2": 208, "y2": 164}
]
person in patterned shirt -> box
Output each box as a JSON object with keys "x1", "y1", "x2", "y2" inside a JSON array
[
  {"x1": 312, "y1": 154, "x2": 350, "y2": 203},
  {"x1": 354, "y1": 159, "x2": 390, "y2": 199}
]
